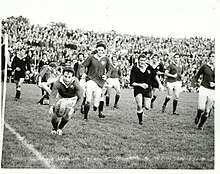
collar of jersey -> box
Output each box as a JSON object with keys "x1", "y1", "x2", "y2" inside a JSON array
[{"x1": 59, "y1": 76, "x2": 75, "y2": 88}]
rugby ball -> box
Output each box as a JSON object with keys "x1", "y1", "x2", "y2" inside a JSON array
[{"x1": 55, "y1": 99, "x2": 68, "y2": 117}]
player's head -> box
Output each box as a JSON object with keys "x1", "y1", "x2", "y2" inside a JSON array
[
  {"x1": 96, "y1": 42, "x2": 107, "y2": 58},
  {"x1": 62, "y1": 66, "x2": 75, "y2": 85},
  {"x1": 138, "y1": 54, "x2": 147, "y2": 67},
  {"x1": 152, "y1": 54, "x2": 159, "y2": 63},
  {"x1": 208, "y1": 51, "x2": 215, "y2": 65},
  {"x1": 173, "y1": 53, "x2": 180, "y2": 64},
  {"x1": 77, "y1": 52, "x2": 84, "y2": 63},
  {"x1": 111, "y1": 54, "x2": 117, "y2": 65}
]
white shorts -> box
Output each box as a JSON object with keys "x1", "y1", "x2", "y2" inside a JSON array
[
  {"x1": 167, "y1": 81, "x2": 182, "y2": 90},
  {"x1": 199, "y1": 86, "x2": 215, "y2": 101},
  {"x1": 85, "y1": 80, "x2": 102, "y2": 107},
  {"x1": 106, "y1": 78, "x2": 121, "y2": 94}
]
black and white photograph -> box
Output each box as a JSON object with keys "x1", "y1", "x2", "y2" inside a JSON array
[{"x1": 0, "y1": 0, "x2": 219, "y2": 173}]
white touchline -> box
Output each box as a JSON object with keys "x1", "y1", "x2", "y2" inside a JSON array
[{"x1": 4, "y1": 122, "x2": 56, "y2": 169}]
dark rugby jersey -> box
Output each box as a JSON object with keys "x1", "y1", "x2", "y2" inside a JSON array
[
  {"x1": 82, "y1": 55, "x2": 112, "y2": 88},
  {"x1": 166, "y1": 63, "x2": 182, "y2": 82},
  {"x1": 194, "y1": 64, "x2": 215, "y2": 90},
  {"x1": 49, "y1": 76, "x2": 83, "y2": 110},
  {"x1": 109, "y1": 65, "x2": 121, "y2": 78},
  {"x1": 130, "y1": 64, "x2": 157, "y2": 90},
  {"x1": 12, "y1": 56, "x2": 31, "y2": 73}
]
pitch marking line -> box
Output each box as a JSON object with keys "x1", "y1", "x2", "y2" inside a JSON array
[{"x1": 5, "y1": 122, "x2": 56, "y2": 168}]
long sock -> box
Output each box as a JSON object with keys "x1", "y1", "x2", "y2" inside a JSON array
[
  {"x1": 84, "y1": 104, "x2": 90, "y2": 119},
  {"x1": 173, "y1": 99, "x2": 178, "y2": 113},
  {"x1": 82, "y1": 97, "x2": 86, "y2": 105},
  {"x1": 106, "y1": 96, "x2": 110, "y2": 106},
  {"x1": 51, "y1": 119, "x2": 59, "y2": 130},
  {"x1": 114, "y1": 94, "x2": 120, "y2": 104},
  {"x1": 137, "y1": 112, "x2": 143, "y2": 124},
  {"x1": 197, "y1": 109, "x2": 203, "y2": 118},
  {"x1": 58, "y1": 118, "x2": 68, "y2": 129},
  {"x1": 99, "y1": 101, "x2": 104, "y2": 114},
  {"x1": 198, "y1": 112, "x2": 208, "y2": 128},
  {"x1": 163, "y1": 96, "x2": 170, "y2": 106}
]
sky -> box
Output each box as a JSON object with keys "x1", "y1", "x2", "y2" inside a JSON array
[{"x1": 0, "y1": 0, "x2": 219, "y2": 38}]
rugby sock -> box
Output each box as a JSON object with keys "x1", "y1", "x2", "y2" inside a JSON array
[
  {"x1": 82, "y1": 97, "x2": 86, "y2": 105},
  {"x1": 51, "y1": 119, "x2": 59, "y2": 130},
  {"x1": 137, "y1": 112, "x2": 143, "y2": 125},
  {"x1": 198, "y1": 112, "x2": 208, "y2": 128},
  {"x1": 58, "y1": 118, "x2": 68, "y2": 129},
  {"x1": 115, "y1": 94, "x2": 120, "y2": 105},
  {"x1": 173, "y1": 99, "x2": 178, "y2": 114},
  {"x1": 99, "y1": 101, "x2": 104, "y2": 113},
  {"x1": 195, "y1": 109, "x2": 203, "y2": 124},
  {"x1": 84, "y1": 104, "x2": 90, "y2": 119},
  {"x1": 163, "y1": 96, "x2": 170, "y2": 106},
  {"x1": 106, "y1": 96, "x2": 110, "y2": 106}
]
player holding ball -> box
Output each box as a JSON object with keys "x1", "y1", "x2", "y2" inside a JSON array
[{"x1": 49, "y1": 66, "x2": 83, "y2": 135}]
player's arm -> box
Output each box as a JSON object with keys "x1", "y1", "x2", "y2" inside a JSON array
[
  {"x1": 164, "y1": 69, "x2": 177, "y2": 78},
  {"x1": 72, "y1": 78, "x2": 83, "y2": 111},
  {"x1": 38, "y1": 66, "x2": 48, "y2": 84},
  {"x1": 191, "y1": 65, "x2": 204, "y2": 88},
  {"x1": 49, "y1": 81, "x2": 59, "y2": 110}
]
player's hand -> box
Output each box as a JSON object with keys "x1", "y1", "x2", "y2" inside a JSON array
[
  {"x1": 81, "y1": 73, "x2": 87, "y2": 79},
  {"x1": 102, "y1": 75, "x2": 107, "y2": 81},
  {"x1": 25, "y1": 70, "x2": 30, "y2": 75},
  {"x1": 141, "y1": 83, "x2": 148, "y2": 89},
  {"x1": 11, "y1": 71, "x2": 15, "y2": 76},
  {"x1": 15, "y1": 67, "x2": 21, "y2": 71},
  {"x1": 210, "y1": 82, "x2": 215, "y2": 87},
  {"x1": 68, "y1": 108, "x2": 75, "y2": 117}
]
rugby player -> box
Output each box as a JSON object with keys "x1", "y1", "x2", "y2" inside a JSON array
[
  {"x1": 105, "y1": 55, "x2": 122, "y2": 109},
  {"x1": 192, "y1": 51, "x2": 215, "y2": 130},
  {"x1": 130, "y1": 54, "x2": 163, "y2": 125},
  {"x1": 150, "y1": 53, "x2": 165, "y2": 108},
  {"x1": 81, "y1": 42, "x2": 113, "y2": 121},
  {"x1": 49, "y1": 66, "x2": 83, "y2": 135},
  {"x1": 11, "y1": 47, "x2": 31, "y2": 100},
  {"x1": 161, "y1": 53, "x2": 183, "y2": 115}
]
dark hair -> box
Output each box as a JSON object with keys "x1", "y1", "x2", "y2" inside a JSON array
[
  {"x1": 153, "y1": 54, "x2": 159, "y2": 58},
  {"x1": 138, "y1": 54, "x2": 146, "y2": 61},
  {"x1": 63, "y1": 66, "x2": 75, "y2": 76},
  {"x1": 49, "y1": 62, "x2": 57, "y2": 68},
  {"x1": 173, "y1": 53, "x2": 180, "y2": 58},
  {"x1": 77, "y1": 52, "x2": 84, "y2": 58},
  {"x1": 96, "y1": 42, "x2": 107, "y2": 50}
]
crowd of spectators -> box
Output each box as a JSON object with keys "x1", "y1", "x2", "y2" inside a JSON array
[{"x1": 1, "y1": 16, "x2": 215, "y2": 91}]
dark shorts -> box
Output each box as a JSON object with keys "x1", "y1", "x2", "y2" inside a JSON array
[
  {"x1": 14, "y1": 71, "x2": 25, "y2": 81},
  {"x1": 134, "y1": 88, "x2": 152, "y2": 98}
]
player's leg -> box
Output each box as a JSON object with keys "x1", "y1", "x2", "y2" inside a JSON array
[
  {"x1": 162, "y1": 82, "x2": 173, "y2": 113},
  {"x1": 172, "y1": 82, "x2": 182, "y2": 115},
  {"x1": 151, "y1": 88, "x2": 158, "y2": 108},
  {"x1": 105, "y1": 87, "x2": 110, "y2": 106},
  {"x1": 135, "y1": 93, "x2": 144, "y2": 125},
  {"x1": 83, "y1": 80, "x2": 94, "y2": 120},
  {"x1": 49, "y1": 107, "x2": 60, "y2": 134},
  {"x1": 198, "y1": 98, "x2": 214, "y2": 130},
  {"x1": 198, "y1": 88, "x2": 215, "y2": 130},
  {"x1": 195, "y1": 86, "x2": 207, "y2": 125},
  {"x1": 80, "y1": 78, "x2": 86, "y2": 114},
  {"x1": 15, "y1": 77, "x2": 24, "y2": 100},
  {"x1": 113, "y1": 79, "x2": 121, "y2": 109},
  {"x1": 57, "y1": 98, "x2": 77, "y2": 135},
  {"x1": 95, "y1": 87, "x2": 105, "y2": 118}
]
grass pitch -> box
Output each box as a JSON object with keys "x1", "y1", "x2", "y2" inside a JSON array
[{"x1": 1, "y1": 83, "x2": 214, "y2": 169}]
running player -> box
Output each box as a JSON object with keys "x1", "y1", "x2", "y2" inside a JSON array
[
  {"x1": 105, "y1": 55, "x2": 122, "y2": 109},
  {"x1": 150, "y1": 53, "x2": 165, "y2": 108},
  {"x1": 130, "y1": 54, "x2": 163, "y2": 125},
  {"x1": 11, "y1": 47, "x2": 31, "y2": 100},
  {"x1": 161, "y1": 53, "x2": 183, "y2": 115},
  {"x1": 192, "y1": 51, "x2": 215, "y2": 130},
  {"x1": 81, "y1": 42, "x2": 113, "y2": 121},
  {"x1": 36, "y1": 62, "x2": 59, "y2": 105},
  {"x1": 49, "y1": 66, "x2": 83, "y2": 135}
]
